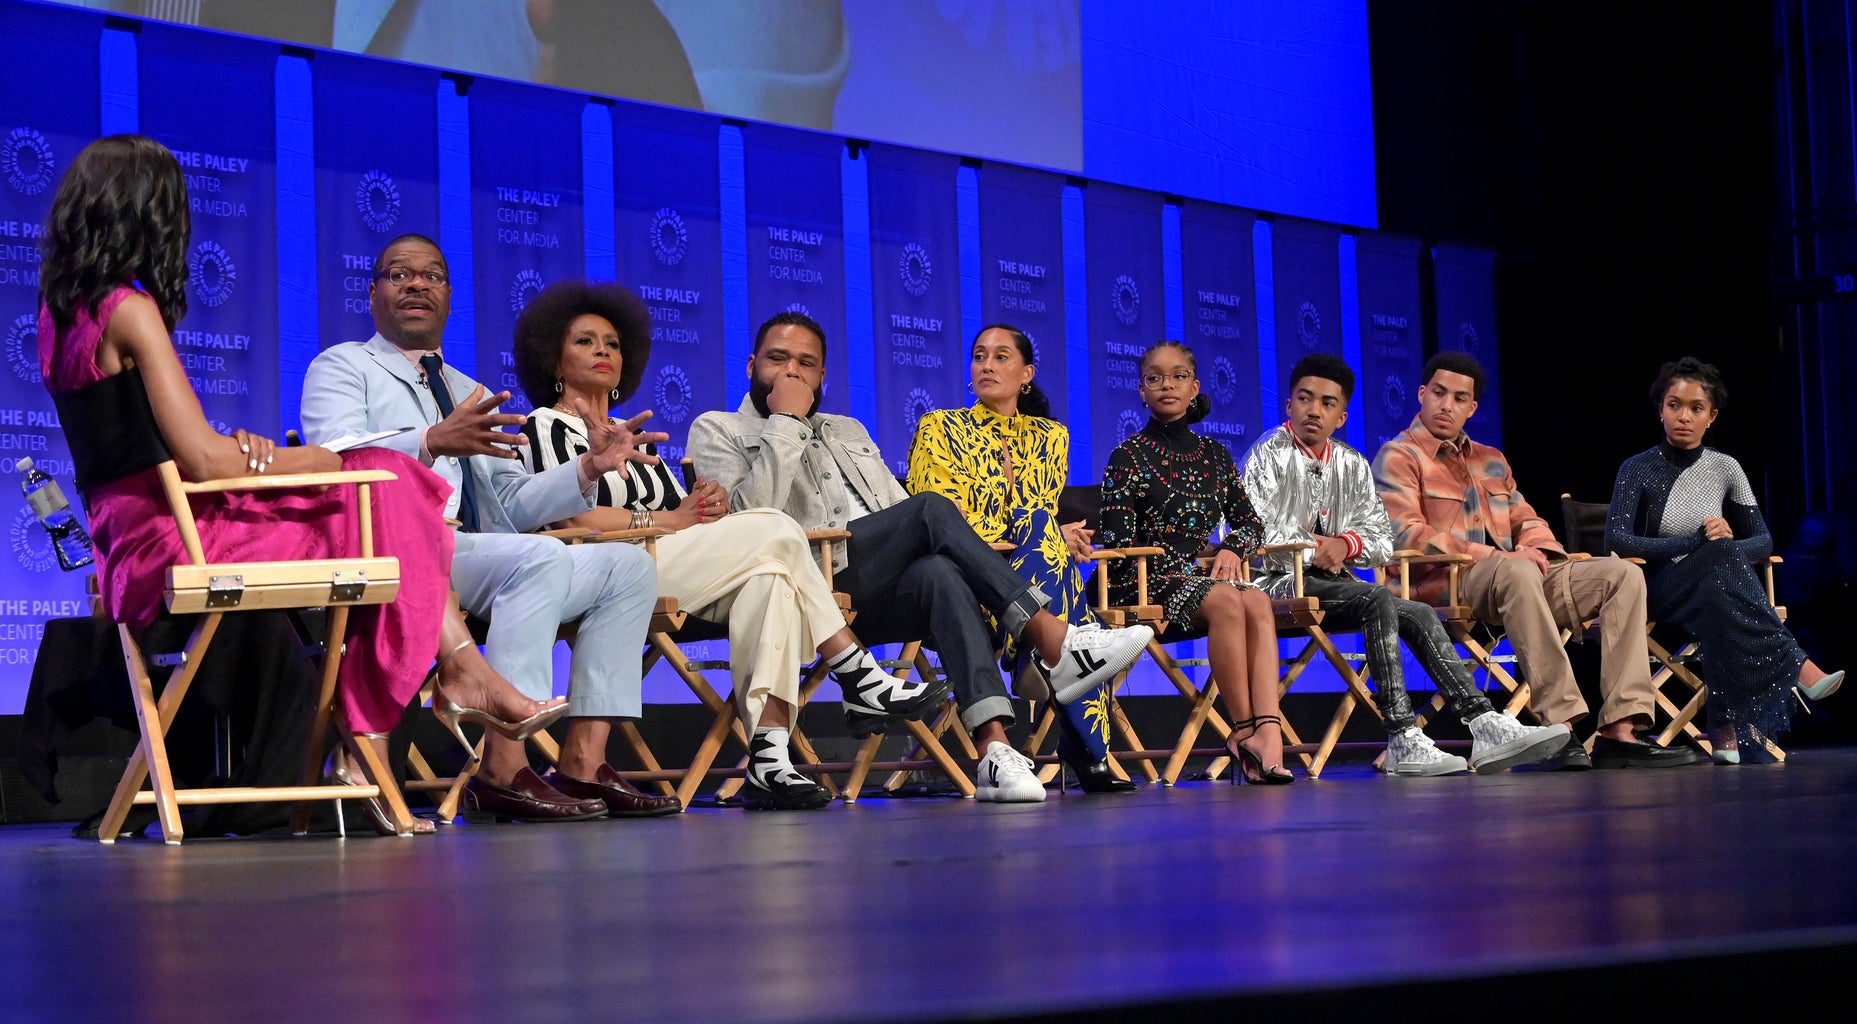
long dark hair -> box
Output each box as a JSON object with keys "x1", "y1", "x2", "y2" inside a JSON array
[
  {"x1": 978, "y1": 323, "x2": 1052, "y2": 419},
  {"x1": 1140, "y1": 340, "x2": 1212, "y2": 425},
  {"x1": 39, "y1": 135, "x2": 191, "y2": 334}
]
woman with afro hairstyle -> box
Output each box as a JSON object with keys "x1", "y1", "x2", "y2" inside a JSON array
[{"x1": 511, "y1": 280, "x2": 945, "y2": 809}]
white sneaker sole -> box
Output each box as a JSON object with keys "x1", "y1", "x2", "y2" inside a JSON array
[
  {"x1": 975, "y1": 783, "x2": 1047, "y2": 803},
  {"x1": 1384, "y1": 755, "x2": 1469, "y2": 777},
  {"x1": 1471, "y1": 723, "x2": 1572, "y2": 774},
  {"x1": 1050, "y1": 625, "x2": 1154, "y2": 705}
]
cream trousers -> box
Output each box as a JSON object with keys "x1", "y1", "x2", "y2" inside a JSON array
[{"x1": 652, "y1": 508, "x2": 847, "y2": 731}]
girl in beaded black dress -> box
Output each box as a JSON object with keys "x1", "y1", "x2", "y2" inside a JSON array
[
  {"x1": 1099, "y1": 341, "x2": 1290, "y2": 782},
  {"x1": 1605, "y1": 357, "x2": 1843, "y2": 763}
]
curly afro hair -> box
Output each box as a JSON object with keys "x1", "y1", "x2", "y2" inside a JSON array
[{"x1": 511, "y1": 279, "x2": 653, "y2": 410}]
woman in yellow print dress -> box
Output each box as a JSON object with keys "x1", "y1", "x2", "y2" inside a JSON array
[{"x1": 907, "y1": 325, "x2": 1132, "y2": 793}]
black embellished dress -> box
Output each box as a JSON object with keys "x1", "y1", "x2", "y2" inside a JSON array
[
  {"x1": 1606, "y1": 442, "x2": 1804, "y2": 740},
  {"x1": 1099, "y1": 416, "x2": 1265, "y2": 639}
]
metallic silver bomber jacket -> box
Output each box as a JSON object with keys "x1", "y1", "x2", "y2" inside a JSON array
[{"x1": 1239, "y1": 425, "x2": 1396, "y2": 597}]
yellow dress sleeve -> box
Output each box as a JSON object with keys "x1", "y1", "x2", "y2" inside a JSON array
[
  {"x1": 907, "y1": 409, "x2": 1009, "y2": 542},
  {"x1": 1012, "y1": 419, "x2": 1067, "y2": 519}
]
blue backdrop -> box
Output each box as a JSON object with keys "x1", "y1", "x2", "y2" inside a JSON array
[
  {"x1": 1353, "y1": 233, "x2": 1426, "y2": 452},
  {"x1": 867, "y1": 145, "x2": 963, "y2": 476},
  {"x1": 1432, "y1": 244, "x2": 1503, "y2": 447},
  {"x1": 467, "y1": 80, "x2": 585, "y2": 416},
  {"x1": 1083, "y1": 183, "x2": 1164, "y2": 474},
  {"x1": 0, "y1": 0, "x2": 1472, "y2": 711}
]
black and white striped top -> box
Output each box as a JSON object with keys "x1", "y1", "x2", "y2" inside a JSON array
[{"x1": 520, "y1": 407, "x2": 687, "y2": 511}]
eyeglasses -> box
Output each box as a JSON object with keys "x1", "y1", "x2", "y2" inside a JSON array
[
  {"x1": 1140, "y1": 371, "x2": 1196, "y2": 390},
  {"x1": 377, "y1": 267, "x2": 449, "y2": 288}
]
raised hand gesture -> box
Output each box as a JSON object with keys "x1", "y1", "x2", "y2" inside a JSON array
[
  {"x1": 426, "y1": 385, "x2": 528, "y2": 460},
  {"x1": 577, "y1": 400, "x2": 670, "y2": 478}
]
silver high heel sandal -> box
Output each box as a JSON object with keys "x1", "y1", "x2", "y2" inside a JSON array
[
  {"x1": 329, "y1": 737, "x2": 436, "y2": 836},
  {"x1": 427, "y1": 639, "x2": 571, "y2": 761}
]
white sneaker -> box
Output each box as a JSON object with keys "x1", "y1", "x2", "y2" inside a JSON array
[
  {"x1": 1467, "y1": 712, "x2": 1570, "y2": 774},
  {"x1": 975, "y1": 742, "x2": 1046, "y2": 803},
  {"x1": 1383, "y1": 726, "x2": 1468, "y2": 776},
  {"x1": 1046, "y1": 623, "x2": 1153, "y2": 705}
]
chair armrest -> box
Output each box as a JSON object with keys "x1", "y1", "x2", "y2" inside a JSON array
[
  {"x1": 1385, "y1": 550, "x2": 1474, "y2": 603},
  {"x1": 584, "y1": 527, "x2": 672, "y2": 543},
  {"x1": 179, "y1": 469, "x2": 398, "y2": 494},
  {"x1": 1090, "y1": 546, "x2": 1163, "y2": 559},
  {"x1": 805, "y1": 529, "x2": 853, "y2": 543},
  {"x1": 989, "y1": 541, "x2": 1017, "y2": 553},
  {"x1": 534, "y1": 527, "x2": 597, "y2": 542},
  {"x1": 1388, "y1": 550, "x2": 1475, "y2": 566},
  {"x1": 1257, "y1": 542, "x2": 1316, "y2": 554}
]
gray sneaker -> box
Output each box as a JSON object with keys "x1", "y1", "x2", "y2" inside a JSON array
[
  {"x1": 1383, "y1": 726, "x2": 1468, "y2": 776},
  {"x1": 1467, "y1": 712, "x2": 1571, "y2": 774}
]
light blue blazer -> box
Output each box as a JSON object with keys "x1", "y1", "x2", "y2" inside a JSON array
[{"x1": 300, "y1": 333, "x2": 592, "y2": 533}]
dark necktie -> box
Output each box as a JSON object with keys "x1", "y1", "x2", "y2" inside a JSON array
[{"x1": 419, "y1": 353, "x2": 481, "y2": 532}]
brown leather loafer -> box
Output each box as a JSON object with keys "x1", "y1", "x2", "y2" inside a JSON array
[
  {"x1": 546, "y1": 763, "x2": 682, "y2": 817},
  {"x1": 464, "y1": 766, "x2": 608, "y2": 822}
]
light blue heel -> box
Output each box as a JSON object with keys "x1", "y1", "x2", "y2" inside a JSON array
[{"x1": 1798, "y1": 669, "x2": 1844, "y2": 702}]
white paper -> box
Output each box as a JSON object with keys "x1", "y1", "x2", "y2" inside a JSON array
[{"x1": 319, "y1": 426, "x2": 414, "y2": 454}]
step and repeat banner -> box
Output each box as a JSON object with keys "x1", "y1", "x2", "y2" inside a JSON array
[
  {"x1": 140, "y1": 23, "x2": 280, "y2": 437},
  {"x1": 1083, "y1": 183, "x2": 1164, "y2": 472},
  {"x1": 0, "y1": 5, "x2": 99, "y2": 694},
  {"x1": 612, "y1": 103, "x2": 726, "y2": 470},
  {"x1": 1432, "y1": 244, "x2": 1503, "y2": 447},
  {"x1": 978, "y1": 165, "x2": 1070, "y2": 424},
  {"x1": 0, "y1": 2, "x2": 1488, "y2": 709},
  {"x1": 1180, "y1": 201, "x2": 1263, "y2": 456},
  {"x1": 312, "y1": 52, "x2": 441, "y2": 352},
  {"x1": 867, "y1": 146, "x2": 963, "y2": 476},
  {"x1": 1353, "y1": 233, "x2": 1425, "y2": 452},
  {"x1": 468, "y1": 81, "x2": 585, "y2": 416}
]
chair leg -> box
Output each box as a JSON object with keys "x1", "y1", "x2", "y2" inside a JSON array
[
  {"x1": 841, "y1": 734, "x2": 886, "y2": 804},
  {"x1": 340, "y1": 720, "x2": 416, "y2": 835},
  {"x1": 293, "y1": 606, "x2": 350, "y2": 835},
  {"x1": 678, "y1": 699, "x2": 740, "y2": 808},
  {"x1": 100, "y1": 623, "x2": 196, "y2": 844},
  {"x1": 615, "y1": 722, "x2": 678, "y2": 797}
]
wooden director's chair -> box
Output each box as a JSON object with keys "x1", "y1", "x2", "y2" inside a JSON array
[
  {"x1": 403, "y1": 526, "x2": 678, "y2": 821},
  {"x1": 644, "y1": 528, "x2": 970, "y2": 807},
  {"x1": 1559, "y1": 494, "x2": 1786, "y2": 761},
  {"x1": 1381, "y1": 549, "x2": 1538, "y2": 746},
  {"x1": 1151, "y1": 541, "x2": 1386, "y2": 783},
  {"x1": 98, "y1": 460, "x2": 410, "y2": 844}
]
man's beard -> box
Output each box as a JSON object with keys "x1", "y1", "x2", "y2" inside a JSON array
[{"x1": 749, "y1": 379, "x2": 821, "y2": 418}]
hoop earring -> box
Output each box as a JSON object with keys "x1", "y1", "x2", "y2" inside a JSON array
[
  {"x1": 965, "y1": 382, "x2": 974, "y2": 394},
  {"x1": 1020, "y1": 383, "x2": 1031, "y2": 394},
  {"x1": 554, "y1": 380, "x2": 563, "y2": 394},
  {"x1": 609, "y1": 387, "x2": 621, "y2": 402}
]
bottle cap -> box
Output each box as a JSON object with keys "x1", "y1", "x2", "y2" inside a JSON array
[{"x1": 17, "y1": 457, "x2": 31, "y2": 471}]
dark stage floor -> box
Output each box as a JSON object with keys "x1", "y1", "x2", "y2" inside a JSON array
[{"x1": 3, "y1": 750, "x2": 1856, "y2": 1023}]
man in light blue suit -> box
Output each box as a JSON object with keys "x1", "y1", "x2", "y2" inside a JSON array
[{"x1": 302, "y1": 234, "x2": 682, "y2": 822}]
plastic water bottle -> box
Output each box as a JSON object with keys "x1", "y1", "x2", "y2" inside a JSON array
[{"x1": 19, "y1": 457, "x2": 93, "y2": 571}]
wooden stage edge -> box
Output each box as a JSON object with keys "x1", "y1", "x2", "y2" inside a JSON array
[{"x1": 2, "y1": 748, "x2": 1855, "y2": 1023}]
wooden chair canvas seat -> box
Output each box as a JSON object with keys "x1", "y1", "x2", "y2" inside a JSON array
[
  {"x1": 99, "y1": 462, "x2": 409, "y2": 844},
  {"x1": 1559, "y1": 494, "x2": 1786, "y2": 761}
]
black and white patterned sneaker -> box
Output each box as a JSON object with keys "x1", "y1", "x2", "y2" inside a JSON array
[
  {"x1": 1045, "y1": 623, "x2": 1153, "y2": 705},
  {"x1": 832, "y1": 645, "x2": 951, "y2": 738},
  {"x1": 742, "y1": 729, "x2": 831, "y2": 811}
]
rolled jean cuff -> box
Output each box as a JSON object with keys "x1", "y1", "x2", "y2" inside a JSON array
[
  {"x1": 563, "y1": 690, "x2": 640, "y2": 720},
  {"x1": 999, "y1": 585, "x2": 1049, "y2": 642},
  {"x1": 960, "y1": 694, "x2": 1016, "y2": 733}
]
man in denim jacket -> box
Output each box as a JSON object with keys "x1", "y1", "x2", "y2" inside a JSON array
[{"x1": 688, "y1": 312, "x2": 1152, "y2": 801}]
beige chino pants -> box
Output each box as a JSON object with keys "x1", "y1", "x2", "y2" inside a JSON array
[
  {"x1": 652, "y1": 508, "x2": 846, "y2": 732},
  {"x1": 1460, "y1": 553, "x2": 1656, "y2": 729}
]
